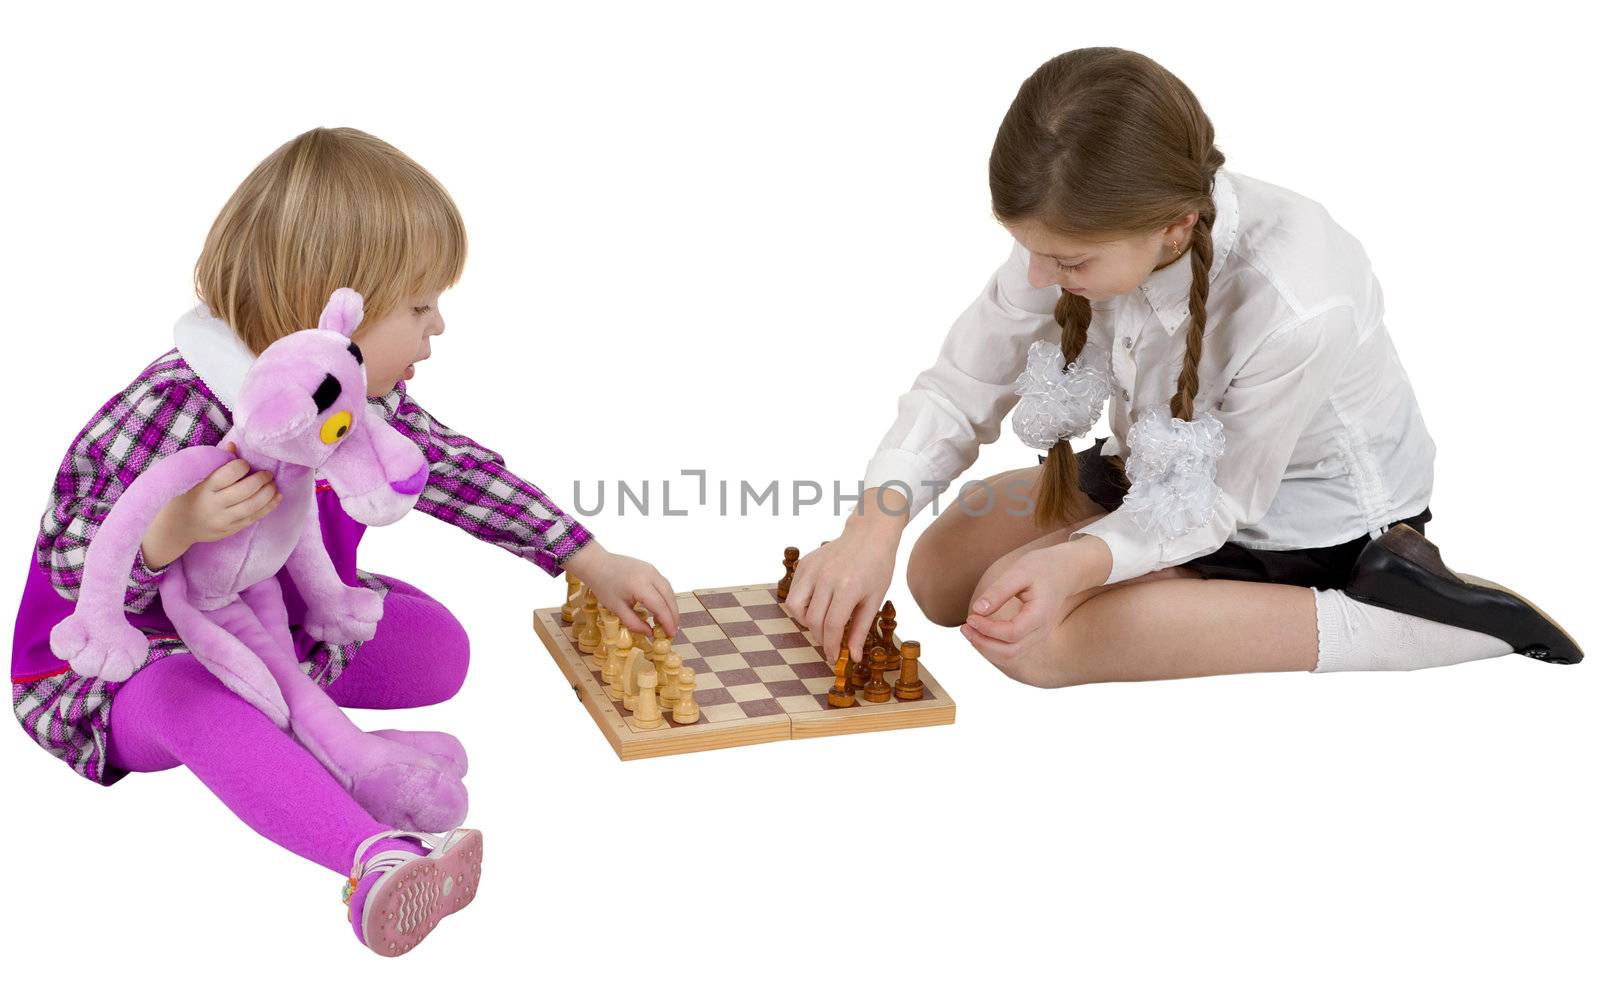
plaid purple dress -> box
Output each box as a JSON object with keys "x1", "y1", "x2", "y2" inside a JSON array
[{"x1": 11, "y1": 348, "x2": 591, "y2": 784}]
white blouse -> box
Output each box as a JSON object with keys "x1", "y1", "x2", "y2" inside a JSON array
[{"x1": 862, "y1": 168, "x2": 1436, "y2": 585}]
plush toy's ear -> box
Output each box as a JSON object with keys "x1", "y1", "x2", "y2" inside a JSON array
[
  {"x1": 240, "y1": 388, "x2": 318, "y2": 445},
  {"x1": 318, "y1": 287, "x2": 364, "y2": 338}
]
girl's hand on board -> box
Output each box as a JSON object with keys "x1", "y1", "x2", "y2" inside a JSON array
[
  {"x1": 142, "y1": 442, "x2": 284, "y2": 568},
  {"x1": 564, "y1": 541, "x2": 679, "y2": 638},
  {"x1": 782, "y1": 521, "x2": 901, "y2": 666}
]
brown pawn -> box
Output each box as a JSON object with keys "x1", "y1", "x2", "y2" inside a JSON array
[
  {"x1": 827, "y1": 646, "x2": 857, "y2": 708},
  {"x1": 863, "y1": 646, "x2": 892, "y2": 703},
  {"x1": 878, "y1": 600, "x2": 900, "y2": 670},
  {"x1": 893, "y1": 641, "x2": 925, "y2": 701},
  {"x1": 776, "y1": 546, "x2": 800, "y2": 601},
  {"x1": 849, "y1": 647, "x2": 870, "y2": 689}
]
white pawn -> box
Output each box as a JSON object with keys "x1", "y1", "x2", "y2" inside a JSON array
[
  {"x1": 672, "y1": 666, "x2": 700, "y2": 725},
  {"x1": 659, "y1": 649, "x2": 683, "y2": 707},
  {"x1": 604, "y1": 628, "x2": 632, "y2": 701},
  {"x1": 577, "y1": 590, "x2": 601, "y2": 654},
  {"x1": 632, "y1": 666, "x2": 665, "y2": 730}
]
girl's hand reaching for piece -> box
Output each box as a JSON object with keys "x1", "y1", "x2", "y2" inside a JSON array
[
  {"x1": 782, "y1": 520, "x2": 901, "y2": 667},
  {"x1": 563, "y1": 541, "x2": 679, "y2": 638}
]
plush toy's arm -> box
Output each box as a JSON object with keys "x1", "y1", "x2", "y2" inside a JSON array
[
  {"x1": 50, "y1": 445, "x2": 236, "y2": 681},
  {"x1": 284, "y1": 494, "x2": 383, "y2": 645}
]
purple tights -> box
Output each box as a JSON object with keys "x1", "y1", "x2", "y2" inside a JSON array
[{"x1": 104, "y1": 577, "x2": 469, "y2": 874}]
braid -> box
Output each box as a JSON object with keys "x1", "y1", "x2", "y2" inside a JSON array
[
  {"x1": 988, "y1": 49, "x2": 1230, "y2": 526},
  {"x1": 1033, "y1": 291, "x2": 1096, "y2": 527},
  {"x1": 1169, "y1": 202, "x2": 1215, "y2": 421}
]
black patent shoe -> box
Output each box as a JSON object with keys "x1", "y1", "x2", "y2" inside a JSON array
[{"x1": 1345, "y1": 523, "x2": 1583, "y2": 664}]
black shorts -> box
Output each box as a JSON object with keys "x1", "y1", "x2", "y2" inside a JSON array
[{"x1": 1065, "y1": 436, "x2": 1432, "y2": 591}]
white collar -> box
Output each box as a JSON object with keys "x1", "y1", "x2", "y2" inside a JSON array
[
  {"x1": 1135, "y1": 168, "x2": 1242, "y2": 336},
  {"x1": 173, "y1": 302, "x2": 256, "y2": 412}
]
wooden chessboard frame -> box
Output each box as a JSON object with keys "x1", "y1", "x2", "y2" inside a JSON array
[{"x1": 533, "y1": 582, "x2": 956, "y2": 760}]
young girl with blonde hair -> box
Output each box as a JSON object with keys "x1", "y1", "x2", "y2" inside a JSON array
[
  {"x1": 10, "y1": 127, "x2": 676, "y2": 954},
  {"x1": 784, "y1": 48, "x2": 1581, "y2": 683}
]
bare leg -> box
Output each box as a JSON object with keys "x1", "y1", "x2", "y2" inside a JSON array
[{"x1": 969, "y1": 520, "x2": 1318, "y2": 687}]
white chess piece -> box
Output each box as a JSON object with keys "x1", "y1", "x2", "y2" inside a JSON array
[
  {"x1": 560, "y1": 573, "x2": 582, "y2": 623},
  {"x1": 659, "y1": 649, "x2": 683, "y2": 707},
  {"x1": 577, "y1": 591, "x2": 601, "y2": 655},
  {"x1": 621, "y1": 646, "x2": 650, "y2": 710},
  {"x1": 632, "y1": 666, "x2": 665, "y2": 730},
  {"x1": 672, "y1": 666, "x2": 700, "y2": 725},
  {"x1": 605, "y1": 627, "x2": 632, "y2": 701}
]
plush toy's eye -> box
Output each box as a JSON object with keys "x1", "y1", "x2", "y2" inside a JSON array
[
  {"x1": 312, "y1": 373, "x2": 342, "y2": 413},
  {"x1": 319, "y1": 411, "x2": 352, "y2": 445}
]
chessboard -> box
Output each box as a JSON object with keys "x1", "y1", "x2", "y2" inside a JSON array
[{"x1": 533, "y1": 582, "x2": 956, "y2": 760}]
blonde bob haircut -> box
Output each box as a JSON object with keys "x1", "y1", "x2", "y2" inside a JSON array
[{"x1": 194, "y1": 127, "x2": 467, "y2": 355}]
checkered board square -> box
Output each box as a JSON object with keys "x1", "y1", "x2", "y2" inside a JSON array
[{"x1": 533, "y1": 582, "x2": 956, "y2": 759}]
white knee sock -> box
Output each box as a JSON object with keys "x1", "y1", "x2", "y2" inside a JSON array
[{"x1": 1311, "y1": 588, "x2": 1514, "y2": 673}]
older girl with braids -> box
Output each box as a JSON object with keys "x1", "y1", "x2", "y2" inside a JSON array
[{"x1": 782, "y1": 47, "x2": 1581, "y2": 685}]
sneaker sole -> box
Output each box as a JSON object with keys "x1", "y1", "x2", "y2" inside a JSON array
[{"x1": 363, "y1": 829, "x2": 483, "y2": 957}]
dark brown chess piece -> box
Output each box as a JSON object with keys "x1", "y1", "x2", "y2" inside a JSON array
[
  {"x1": 878, "y1": 600, "x2": 900, "y2": 670},
  {"x1": 827, "y1": 646, "x2": 857, "y2": 708},
  {"x1": 893, "y1": 641, "x2": 925, "y2": 701},
  {"x1": 776, "y1": 546, "x2": 800, "y2": 601},
  {"x1": 849, "y1": 647, "x2": 870, "y2": 690},
  {"x1": 863, "y1": 646, "x2": 892, "y2": 703}
]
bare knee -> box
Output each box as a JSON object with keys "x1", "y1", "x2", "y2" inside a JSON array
[
  {"x1": 979, "y1": 567, "x2": 1203, "y2": 688},
  {"x1": 972, "y1": 601, "x2": 1113, "y2": 684},
  {"x1": 907, "y1": 529, "x2": 969, "y2": 628},
  {"x1": 986, "y1": 637, "x2": 1098, "y2": 689}
]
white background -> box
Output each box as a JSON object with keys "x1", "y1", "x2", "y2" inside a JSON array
[{"x1": 3, "y1": 1, "x2": 1596, "y2": 983}]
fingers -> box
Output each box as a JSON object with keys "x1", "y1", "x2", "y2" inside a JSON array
[
  {"x1": 971, "y1": 565, "x2": 1029, "y2": 618},
  {"x1": 614, "y1": 599, "x2": 651, "y2": 635},
  {"x1": 219, "y1": 468, "x2": 277, "y2": 509},
  {"x1": 226, "y1": 479, "x2": 282, "y2": 527},
  {"x1": 241, "y1": 490, "x2": 286, "y2": 528},
  {"x1": 820, "y1": 591, "x2": 853, "y2": 665},
  {"x1": 206, "y1": 456, "x2": 252, "y2": 492},
  {"x1": 845, "y1": 595, "x2": 878, "y2": 662},
  {"x1": 964, "y1": 600, "x2": 1042, "y2": 645},
  {"x1": 781, "y1": 554, "x2": 817, "y2": 621},
  {"x1": 960, "y1": 622, "x2": 1025, "y2": 663},
  {"x1": 799, "y1": 582, "x2": 832, "y2": 640},
  {"x1": 643, "y1": 579, "x2": 678, "y2": 638}
]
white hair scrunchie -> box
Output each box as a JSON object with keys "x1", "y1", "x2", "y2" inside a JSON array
[
  {"x1": 1120, "y1": 407, "x2": 1226, "y2": 538},
  {"x1": 1011, "y1": 339, "x2": 1113, "y2": 451}
]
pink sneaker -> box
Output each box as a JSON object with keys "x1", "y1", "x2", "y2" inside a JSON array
[{"x1": 343, "y1": 828, "x2": 483, "y2": 956}]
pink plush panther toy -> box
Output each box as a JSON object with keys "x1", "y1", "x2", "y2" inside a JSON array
[{"x1": 49, "y1": 288, "x2": 467, "y2": 832}]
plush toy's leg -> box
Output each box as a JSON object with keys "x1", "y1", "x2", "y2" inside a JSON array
[
  {"x1": 234, "y1": 581, "x2": 468, "y2": 832},
  {"x1": 162, "y1": 566, "x2": 290, "y2": 728},
  {"x1": 368, "y1": 729, "x2": 468, "y2": 779},
  {"x1": 246, "y1": 580, "x2": 467, "y2": 778}
]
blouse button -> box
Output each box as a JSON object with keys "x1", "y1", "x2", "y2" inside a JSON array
[
  {"x1": 1121, "y1": 387, "x2": 1130, "y2": 401},
  {"x1": 1122, "y1": 336, "x2": 1132, "y2": 349}
]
